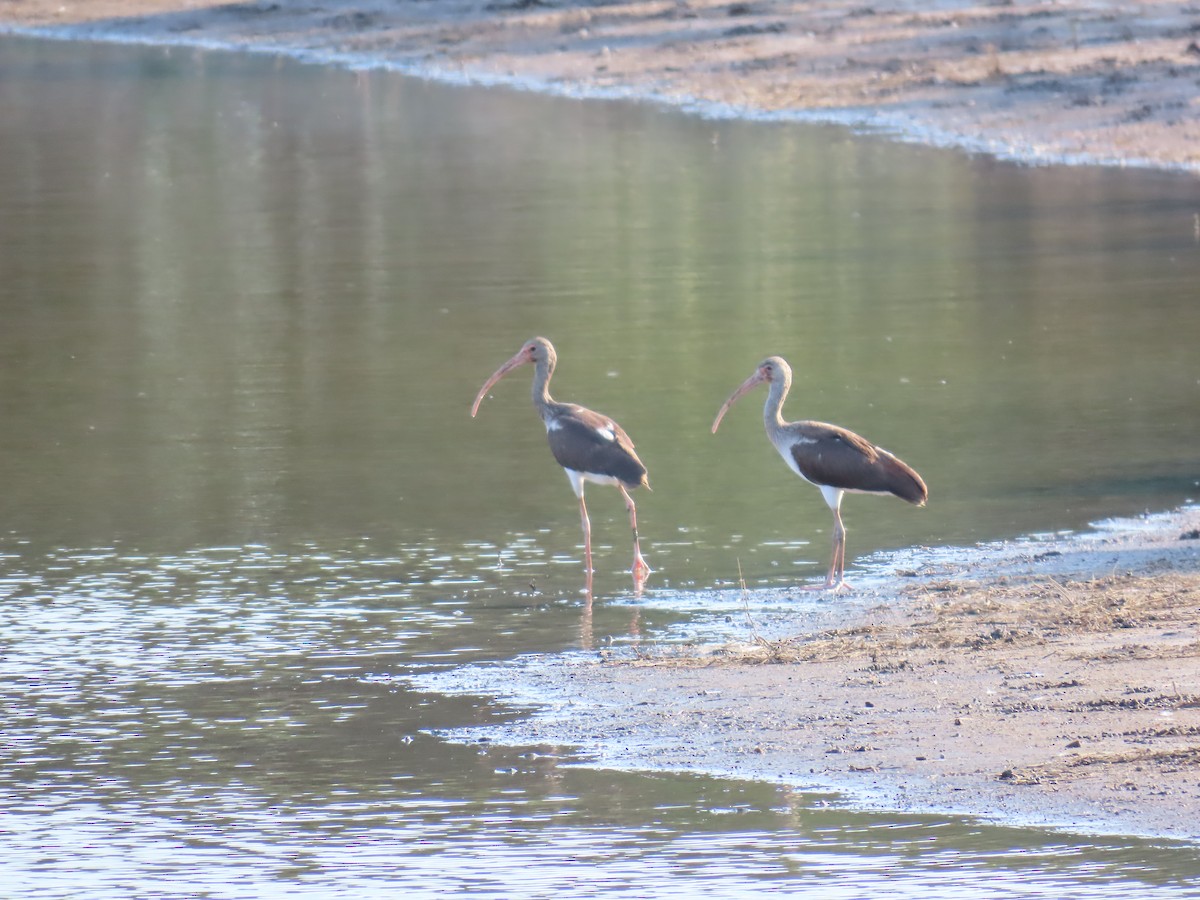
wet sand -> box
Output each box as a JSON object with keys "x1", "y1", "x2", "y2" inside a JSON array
[
  {"x1": 417, "y1": 507, "x2": 1200, "y2": 840},
  {"x1": 3, "y1": 0, "x2": 1200, "y2": 170},
  {"x1": 5, "y1": 0, "x2": 1199, "y2": 840}
]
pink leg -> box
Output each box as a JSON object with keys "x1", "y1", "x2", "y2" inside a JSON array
[
  {"x1": 618, "y1": 485, "x2": 650, "y2": 580},
  {"x1": 826, "y1": 506, "x2": 848, "y2": 591},
  {"x1": 578, "y1": 492, "x2": 593, "y2": 575},
  {"x1": 803, "y1": 487, "x2": 849, "y2": 592}
]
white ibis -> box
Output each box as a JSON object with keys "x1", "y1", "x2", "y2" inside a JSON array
[
  {"x1": 471, "y1": 337, "x2": 651, "y2": 584},
  {"x1": 712, "y1": 356, "x2": 927, "y2": 591}
]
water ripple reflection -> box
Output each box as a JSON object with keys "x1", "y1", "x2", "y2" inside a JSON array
[{"x1": 1, "y1": 540, "x2": 1196, "y2": 896}]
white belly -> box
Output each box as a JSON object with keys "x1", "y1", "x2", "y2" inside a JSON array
[{"x1": 564, "y1": 468, "x2": 623, "y2": 497}]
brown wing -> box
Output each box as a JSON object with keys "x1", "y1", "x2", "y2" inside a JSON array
[
  {"x1": 790, "y1": 421, "x2": 927, "y2": 505},
  {"x1": 545, "y1": 404, "x2": 649, "y2": 489}
]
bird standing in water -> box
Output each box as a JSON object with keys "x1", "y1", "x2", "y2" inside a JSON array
[
  {"x1": 471, "y1": 337, "x2": 651, "y2": 588},
  {"x1": 712, "y1": 356, "x2": 927, "y2": 590}
]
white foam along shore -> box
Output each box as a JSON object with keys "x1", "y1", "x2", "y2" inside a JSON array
[{"x1": 3, "y1": 4, "x2": 1200, "y2": 175}]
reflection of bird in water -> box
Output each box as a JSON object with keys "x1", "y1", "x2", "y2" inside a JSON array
[
  {"x1": 713, "y1": 356, "x2": 927, "y2": 591},
  {"x1": 577, "y1": 594, "x2": 642, "y2": 653},
  {"x1": 472, "y1": 337, "x2": 651, "y2": 595}
]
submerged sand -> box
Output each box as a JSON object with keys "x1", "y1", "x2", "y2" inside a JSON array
[{"x1": 3, "y1": 0, "x2": 1200, "y2": 170}]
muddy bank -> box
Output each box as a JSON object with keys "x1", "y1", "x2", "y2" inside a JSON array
[
  {"x1": 416, "y1": 507, "x2": 1200, "y2": 840},
  {"x1": 3, "y1": 0, "x2": 1200, "y2": 170}
]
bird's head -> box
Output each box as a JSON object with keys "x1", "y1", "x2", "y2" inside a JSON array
[
  {"x1": 711, "y1": 356, "x2": 792, "y2": 433},
  {"x1": 471, "y1": 337, "x2": 557, "y2": 417}
]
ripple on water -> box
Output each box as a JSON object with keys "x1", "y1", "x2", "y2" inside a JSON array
[{"x1": 1, "y1": 539, "x2": 1198, "y2": 898}]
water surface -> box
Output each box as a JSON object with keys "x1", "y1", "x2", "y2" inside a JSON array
[{"x1": 1, "y1": 35, "x2": 1199, "y2": 897}]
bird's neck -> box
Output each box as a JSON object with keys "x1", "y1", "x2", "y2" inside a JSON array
[
  {"x1": 762, "y1": 377, "x2": 789, "y2": 434},
  {"x1": 531, "y1": 360, "x2": 555, "y2": 416}
]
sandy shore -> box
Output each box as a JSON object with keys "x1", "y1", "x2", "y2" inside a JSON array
[
  {"x1": 2, "y1": 0, "x2": 1199, "y2": 170},
  {"x1": 416, "y1": 507, "x2": 1200, "y2": 840}
]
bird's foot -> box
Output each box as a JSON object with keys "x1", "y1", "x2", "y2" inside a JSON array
[
  {"x1": 801, "y1": 579, "x2": 850, "y2": 593},
  {"x1": 632, "y1": 557, "x2": 651, "y2": 592}
]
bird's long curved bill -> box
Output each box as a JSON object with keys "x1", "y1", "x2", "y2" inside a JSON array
[
  {"x1": 711, "y1": 371, "x2": 765, "y2": 433},
  {"x1": 470, "y1": 353, "x2": 527, "y2": 417}
]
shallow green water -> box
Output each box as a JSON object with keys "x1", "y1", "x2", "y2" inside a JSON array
[{"x1": 1, "y1": 35, "x2": 1198, "y2": 897}]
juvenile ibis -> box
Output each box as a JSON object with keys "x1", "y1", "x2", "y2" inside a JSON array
[
  {"x1": 471, "y1": 337, "x2": 651, "y2": 584},
  {"x1": 712, "y1": 356, "x2": 927, "y2": 590}
]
